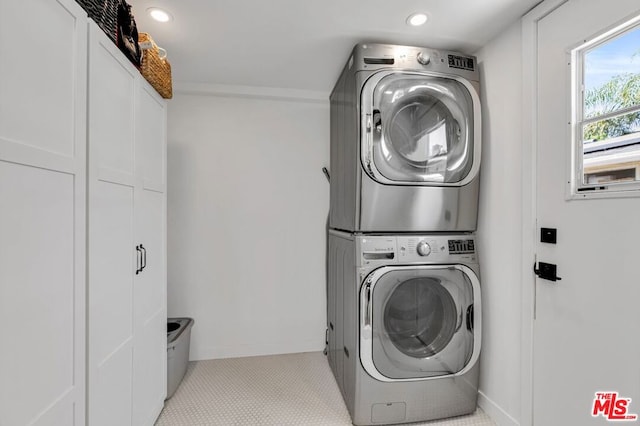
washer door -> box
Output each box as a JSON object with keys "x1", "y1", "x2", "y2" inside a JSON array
[
  {"x1": 360, "y1": 265, "x2": 481, "y2": 381},
  {"x1": 361, "y1": 72, "x2": 480, "y2": 186}
]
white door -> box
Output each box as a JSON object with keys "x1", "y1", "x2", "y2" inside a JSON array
[
  {"x1": 88, "y1": 23, "x2": 138, "y2": 426},
  {"x1": 534, "y1": 1, "x2": 640, "y2": 424},
  {"x1": 0, "y1": 0, "x2": 87, "y2": 424}
]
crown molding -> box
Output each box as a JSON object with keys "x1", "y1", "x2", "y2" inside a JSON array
[{"x1": 174, "y1": 82, "x2": 329, "y2": 104}]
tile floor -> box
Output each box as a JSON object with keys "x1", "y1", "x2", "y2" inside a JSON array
[{"x1": 155, "y1": 352, "x2": 495, "y2": 426}]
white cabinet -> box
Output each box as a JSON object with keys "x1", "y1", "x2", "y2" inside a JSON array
[
  {"x1": 0, "y1": 0, "x2": 87, "y2": 425},
  {"x1": 0, "y1": 7, "x2": 166, "y2": 426},
  {"x1": 87, "y1": 22, "x2": 167, "y2": 426}
]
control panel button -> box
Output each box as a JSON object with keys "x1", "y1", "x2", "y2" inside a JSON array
[
  {"x1": 417, "y1": 241, "x2": 431, "y2": 256},
  {"x1": 417, "y1": 51, "x2": 431, "y2": 65}
]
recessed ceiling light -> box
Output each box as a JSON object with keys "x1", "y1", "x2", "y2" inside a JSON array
[
  {"x1": 147, "y1": 7, "x2": 173, "y2": 23},
  {"x1": 406, "y1": 13, "x2": 428, "y2": 26}
]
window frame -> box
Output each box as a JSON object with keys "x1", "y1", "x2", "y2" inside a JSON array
[{"x1": 569, "y1": 14, "x2": 640, "y2": 199}]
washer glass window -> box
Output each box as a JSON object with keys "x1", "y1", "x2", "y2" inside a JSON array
[
  {"x1": 384, "y1": 277, "x2": 457, "y2": 358},
  {"x1": 371, "y1": 74, "x2": 475, "y2": 183},
  {"x1": 369, "y1": 267, "x2": 474, "y2": 379}
]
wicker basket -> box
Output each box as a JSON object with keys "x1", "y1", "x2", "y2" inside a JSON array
[
  {"x1": 139, "y1": 33, "x2": 173, "y2": 99},
  {"x1": 77, "y1": 0, "x2": 118, "y2": 43}
]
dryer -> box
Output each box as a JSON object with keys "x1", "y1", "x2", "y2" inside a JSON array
[
  {"x1": 327, "y1": 230, "x2": 481, "y2": 425},
  {"x1": 330, "y1": 43, "x2": 481, "y2": 233}
]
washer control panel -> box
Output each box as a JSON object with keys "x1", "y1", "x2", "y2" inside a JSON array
[
  {"x1": 358, "y1": 235, "x2": 477, "y2": 265},
  {"x1": 398, "y1": 236, "x2": 476, "y2": 263}
]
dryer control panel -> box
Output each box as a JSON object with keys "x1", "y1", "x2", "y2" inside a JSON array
[
  {"x1": 357, "y1": 235, "x2": 477, "y2": 266},
  {"x1": 352, "y1": 43, "x2": 480, "y2": 82}
]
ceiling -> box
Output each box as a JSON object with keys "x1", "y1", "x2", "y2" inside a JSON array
[{"x1": 129, "y1": 0, "x2": 541, "y2": 93}]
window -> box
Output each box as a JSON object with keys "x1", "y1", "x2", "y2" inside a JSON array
[{"x1": 572, "y1": 15, "x2": 640, "y2": 196}]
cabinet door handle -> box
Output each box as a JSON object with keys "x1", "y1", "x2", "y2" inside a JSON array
[
  {"x1": 140, "y1": 244, "x2": 147, "y2": 272},
  {"x1": 135, "y1": 245, "x2": 142, "y2": 275}
]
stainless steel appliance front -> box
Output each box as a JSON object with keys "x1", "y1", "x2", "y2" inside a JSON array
[
  {"x1": 326, "y1": 231, "x2": 481, "y2": 425},
  {"x1": 329, "y1": 43, "x2": 481, "y2": 233}
]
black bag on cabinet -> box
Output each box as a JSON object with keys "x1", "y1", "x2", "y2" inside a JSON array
[
  {"x1": 76, "y1": 0, "x2": 118, "y2": 43},
  {"x1": 116, "y1": 0, "x2": 142, "y2": 67}
]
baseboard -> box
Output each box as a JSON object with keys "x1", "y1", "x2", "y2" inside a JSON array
[
  {"x1": 145, "y1": 399, "x2": 166, "y2": 426},
  {"x1": 478, "y1": 391, "x2": 519, "y2": 426},
  {"x1": 191, "y1": 339, "x2": 324, "y2": 361}
]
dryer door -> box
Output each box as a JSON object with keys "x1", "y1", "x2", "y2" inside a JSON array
[
  {"x1": 360, "y1": 265, "x2": 481, "y2": 381},
  {"x1": 361, "y1": 72, "x2": 480, "y2": 186}
]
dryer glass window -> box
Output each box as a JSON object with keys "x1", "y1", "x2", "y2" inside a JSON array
[
  {"x1": 372, "y1": 74, "x2": 475, "y2": 183},
  {"x1": 369, "y1": 267, "x2": 474, "y2": 380}
]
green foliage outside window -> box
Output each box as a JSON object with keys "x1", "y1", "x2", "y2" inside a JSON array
[{"x1": 583, "y1": 73, "x2": 640, "y2": 141}]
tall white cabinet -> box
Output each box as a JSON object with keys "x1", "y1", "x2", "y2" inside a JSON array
[
  {"x1": 0, "y1": 3, "x2": 167, "y2": 425},
  {"x1": 0, "y1": 0, "x2": 88, "y2": 424},
  {"x1": 87, "y1": 23, "x2": 167, "y2": 426}
]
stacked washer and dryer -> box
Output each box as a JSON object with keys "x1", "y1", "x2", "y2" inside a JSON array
[{"x1": 326, "y1": 43, "x2": 482, "y2": 425}]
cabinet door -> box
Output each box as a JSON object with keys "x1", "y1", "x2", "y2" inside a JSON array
[
  {"x1": 137, "y1": 84, "x2": 167, "y2": 193},
  {"x1": 132, "y1": 84, "x2": 167, "y2": 426},
  {"x1": 0, "y1": 1, "x2": 87, "y2": 425},
  {"x1": 87, "y1": 22, "x2": 137, "y2": 426}
]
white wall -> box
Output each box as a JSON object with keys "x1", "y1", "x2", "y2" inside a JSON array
[
  {"x1": 167, "y1": 89, "x2": 330, "y2": 360},
  {"x1": 475, "y1": 21, "x2": 523, "y2": 426},
  {"x1": 167, "y1": 27, "x2": 528, "y2": 416}
]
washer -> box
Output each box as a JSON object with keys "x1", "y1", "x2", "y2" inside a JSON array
[
  {"x1": 327, "y1": 230, "x2": 481, "y2": 425},
  {"x1": 329, "y1": 43, "x2": 481, "y2": 233}
]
